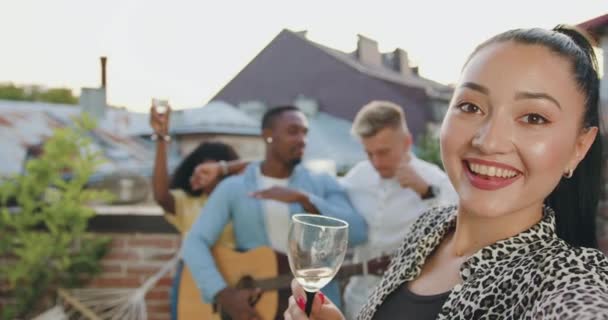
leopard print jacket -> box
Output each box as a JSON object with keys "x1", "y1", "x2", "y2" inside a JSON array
[{"x1": 357, "y1": 206, "x2": 608, "y2": 320}]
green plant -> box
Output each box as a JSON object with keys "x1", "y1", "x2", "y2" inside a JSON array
[
  {"x1": 0, "y1": 83, "x2": 78, "y2": 105},
  {"x1": 0, "y1": 115, "x2": 112, "y2": 319},
  {"x1": 416, "y1": 131, "x2": 443, "y2": 169}
]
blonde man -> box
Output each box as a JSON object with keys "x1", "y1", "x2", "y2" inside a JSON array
[{"x1": 341, "y1": 100, "x2": 457, "y2": 319}]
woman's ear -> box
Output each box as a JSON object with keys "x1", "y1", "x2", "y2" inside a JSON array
[{"x1": 568, "y1": 126, "x2": 598, "y2": 170}]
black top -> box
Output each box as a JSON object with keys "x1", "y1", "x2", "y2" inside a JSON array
[{"x1": 372, "y1": 284, "x2": 451, "y2": 320}]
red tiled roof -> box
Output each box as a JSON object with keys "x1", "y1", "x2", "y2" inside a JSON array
[{"x1": 578, "y1": 14, "x2": 608, "y2": 41}]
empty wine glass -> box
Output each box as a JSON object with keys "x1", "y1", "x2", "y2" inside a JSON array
[
  {"x1": 287, "y1": 214, "x2": 349, "y2": 316},
  {"x1": 152, "y1": 98, "x2": 169, "y2": 114}
]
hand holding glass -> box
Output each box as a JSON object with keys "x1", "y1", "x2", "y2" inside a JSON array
[
  {"x1": 152, "y1": 98, "x2": 170, "y2": 114},
  {"x1": 287, "y1": 214, "x2": 349, "y2": 316}
]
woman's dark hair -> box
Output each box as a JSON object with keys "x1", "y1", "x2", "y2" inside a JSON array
[
  {"x1": 468, "y1": 25, "x2": 603, "y2": 248},
  {"x1": 170, "y1": 142, "x2": 239, "y2": 196}
]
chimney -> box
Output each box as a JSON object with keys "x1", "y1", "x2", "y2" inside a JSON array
[
  {"x1": 357, "y1": 35, "x2": 382, "y2": 67},
  {"x1": 80, "y1": 57, "x2": 108, "y2": 120},
  {"x1": 80, "y1": 87, "x2": 107, "y2": 120},
  {"x1": 100, "y1": 56, "x2": 107, "y2": 88},
  {"x1": 394, "y1": 48, "x2": 412, "y2": 76}
]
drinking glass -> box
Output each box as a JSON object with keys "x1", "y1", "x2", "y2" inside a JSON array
[
  {"x1": 287, "y1": 214, "x2": 349, "y2": 316},
  {"x1": 152, "y1": 98, "x2": 169, "y2": 114}
]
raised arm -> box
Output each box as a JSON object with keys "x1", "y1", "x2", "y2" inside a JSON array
[{"x1": 150, "y1": 105, "x2": 176, "y2": 214}]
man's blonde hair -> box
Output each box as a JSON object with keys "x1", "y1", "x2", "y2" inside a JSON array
[{"x1": 351, "y1": 100, "x2": 409, "y2": 138}]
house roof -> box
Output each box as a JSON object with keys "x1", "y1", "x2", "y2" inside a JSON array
[
  {"x1": 577, "y1": 14, "x2": 608, "y2": 42},
  {"x1": 0, "y1": 98, "x2": 364, "y2": 180},
  {"x1": 289, "y1": 30, "x2": 453, "y2": 101},
  {"x1": 304, "y1": 111, "x2": 365, "y2": 171},
  {"x1": 129, "y1": 101, "x2": 260, "y2": 136},
  {"x1": 0, "y1": 99, "x2": 180, "y2": 180},
  {"x1": 211, "y1": 29, "x2": 451, "y2": 139}
]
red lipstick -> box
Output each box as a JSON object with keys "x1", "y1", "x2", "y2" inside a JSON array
[{"x1": 463, "y1": 159, "x2": 522, "y2": 191}]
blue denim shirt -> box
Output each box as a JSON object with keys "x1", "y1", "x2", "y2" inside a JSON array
[{"x1": 183, "y1": 162, "x2": 368, "y2": 309}]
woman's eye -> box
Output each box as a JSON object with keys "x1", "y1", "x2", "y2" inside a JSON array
[
  {"x1": 521, "y1": 113, "x2": 548, "y2": 125},
  {"x1": 457, "y1": 103, "x2": 481, "y2": 113}
]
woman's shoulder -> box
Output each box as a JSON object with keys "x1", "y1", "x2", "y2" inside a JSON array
[
  {"x1": 170, "y1": 189, "x2": 201, "y2": 204},
  {"x1": 537, "y1": 239, "x2": 608, "y2": 273},
  {"x1": 532, "y1": 242, "x2": 608, "y2": 318},
  {"x1": 412, "y1": 205, "x2": 458, "y2": 231},
  {"x1": 572, "y1": 246, "x2": 608, "y2": 271},
  {"x1": 391, "y1": 205, "x2": 458, "y2": 257},
  {"x1": 530, "y1": 240, "x2": 608, "y2": 313}
]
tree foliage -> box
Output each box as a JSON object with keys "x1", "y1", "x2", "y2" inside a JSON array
[
  {"x1": 0, "y1": 115, "x2": 112, "y2": 319},
  {"x1": 0, "y1": 83, "x2": 78, "y2": 105},
  {"x1": 416, "y1": 131, "x2": 443, "y2": 169}
]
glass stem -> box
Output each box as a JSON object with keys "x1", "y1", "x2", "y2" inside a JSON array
[{"x1": 305, "y1": 291, "x2": 316, "y2": 316}]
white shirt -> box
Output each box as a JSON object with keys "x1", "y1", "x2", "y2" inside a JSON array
[
  {"x1": 257, "y1": 169, "x2": 291, "y2": 253},
  {"x1": 340, "y1": 156, "x2": 457, "y2": 319}
]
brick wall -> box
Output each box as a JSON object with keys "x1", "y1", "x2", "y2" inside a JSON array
[
  {"x1": 91, "y1": 233, "x2": 181, "y2": 320},
  {"x1": 0, "y1": 232, "x2": 181, "y2": 320}
]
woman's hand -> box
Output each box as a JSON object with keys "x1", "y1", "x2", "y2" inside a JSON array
[
  {"x1": 284, "y1": 279, "x2": 345, "y2": 320},
  {"x1": 149, "y1": 104, "x2": 172, "y2": 135}
]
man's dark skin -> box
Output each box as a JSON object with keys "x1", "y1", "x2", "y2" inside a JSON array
[{"x1": 216, "y1": 110, "x2": 322, "y2": 320}]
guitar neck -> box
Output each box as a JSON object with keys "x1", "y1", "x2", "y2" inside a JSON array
[{"x1": 253, "y1": 274, "x2": 294, "y2": 291}]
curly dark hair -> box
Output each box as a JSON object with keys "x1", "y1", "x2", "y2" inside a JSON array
[{"x1": 170, "y1": 141, "x2": 239, "y2": 196}]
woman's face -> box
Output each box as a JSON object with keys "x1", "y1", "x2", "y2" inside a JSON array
[
  {"x1": 190, "y1": 159, "x2": 219, "y2": 194},
  {"x1": 440, "y1": 41, "x2": 597, "y2": 218}
]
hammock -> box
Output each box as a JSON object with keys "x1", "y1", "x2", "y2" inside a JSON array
[{"x1": 34, "y1": 252, "x2": 180, "y2": 320}]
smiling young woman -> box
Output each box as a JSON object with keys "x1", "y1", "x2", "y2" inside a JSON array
[{"x1": 284, "y1": 25, "x2": 608, "y2": 320}]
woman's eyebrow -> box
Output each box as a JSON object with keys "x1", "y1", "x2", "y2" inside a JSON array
[{"x1": 515, "y1": 91, "x2": 562, "y2": 110}]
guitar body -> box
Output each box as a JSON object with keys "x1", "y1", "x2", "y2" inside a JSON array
[
  {"x1": 177, "y1": 264, "x2": 213, "y2": 319},
  {"x1": 177, "y1": 246, "x2": 288, "y2": 320},
  {"x1": 214, "y1": 246, "x2": 281, "y2": 320},
  {"x1": 176, "y1": 245, "x2": 389, "y2": 320}
]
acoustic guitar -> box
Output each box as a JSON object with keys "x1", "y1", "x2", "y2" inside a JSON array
[{"x1": 177, "y1": 246, "x2": 391, "y2": 320}]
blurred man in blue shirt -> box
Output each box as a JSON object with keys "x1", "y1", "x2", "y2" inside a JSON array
[{"x1": 183, "y1": 106, "x2": 367, "y2": 320}]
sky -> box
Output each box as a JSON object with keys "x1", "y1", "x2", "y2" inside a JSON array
[{"x1": 1, "y1": 0, "x2": 607, "y2": 112}]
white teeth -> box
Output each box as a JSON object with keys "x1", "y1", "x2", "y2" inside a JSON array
[
  {"x1": 468, "y1": 162, "x2": 518, "y2": 178},
  {"x1": 488, "y1": 167, "x2": 496, "y2": 177},
  {"x1": 480, "y1": 165, "x2": 488, "y2": 175}
]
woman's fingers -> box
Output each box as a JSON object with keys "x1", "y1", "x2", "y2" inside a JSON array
[
  {"x1": 288, "y1": 279, "x2": 334, "y2": 319},
  {"x1": 291, "y1": 279, "x2": 305, "y2": 301},
  {"x1": 285, "y1": 295, "x2": 308, "y2": 320}
]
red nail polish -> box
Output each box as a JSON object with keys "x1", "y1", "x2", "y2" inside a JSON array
[
  {"x1": 318, "y1": 292, "x2": 325, "y2": 304},
  {"x1": 296, "y1": 297, "x2": 305, "y2": 311}
]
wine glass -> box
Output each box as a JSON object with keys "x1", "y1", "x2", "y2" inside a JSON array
[
  {"x1": 152, "y1": 98, "x2": 170, "y2": 115},
  {"x1": 287, "y1": 214, "x2": 349, "y2": 316}
]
